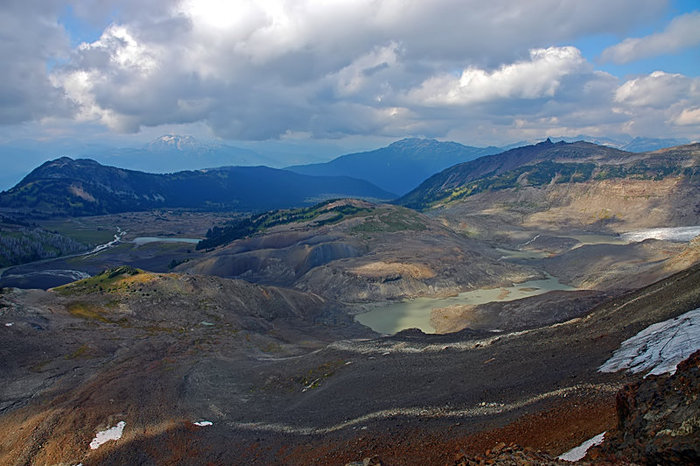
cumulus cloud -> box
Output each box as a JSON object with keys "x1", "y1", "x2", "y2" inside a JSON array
[
  {"x1": 3, "y1": 0, "x2": 698, "y2": 144},
  {"x1": 601, "y1": 12, "x2": 700, "y2": 64},
  {"x1": 44, "y1": 0, "x2": 671, "y2": 140},
  {"x1": 406, "y1": 47, "x2": 587, "y2": 106},
  {"x1": 0, "y1": 0, "x2": 71, "y2": 124},
  {"x1": 610, "y1": 71, "x2": 700, "y2": 137},
  {"x1": 614, "y1": 71, "x2": 698, "y2": 108},
  {"x1": 674, "y1": 107, "x2": 700, "y2": 126}
]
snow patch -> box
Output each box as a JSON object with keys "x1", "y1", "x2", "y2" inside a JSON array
[
  {"x1": 89, "y1": 421, "x2": 126, "y2": 450},
  {"x1": 599, "y1": 308, "x2": 700, "y2": 377},
  {"x1": 622, "y1": 226, "x2": 700, "y2": 243},
  {"x1": 558, "y1": 432, "x2": 606, "y2": 462},
  {"x1": 193, "y1": 421, "x2": 213, "y2": 427}
]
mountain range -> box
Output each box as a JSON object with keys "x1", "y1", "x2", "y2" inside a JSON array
[
  {"x1": 3, "y1": 137, "x2": 700, "y2": 219},
  {"x1": 286, "y1": 138, "x2": 502, "y2": 195},
  {"x1": 0, "y1": 134, "x2": 692, "y2": 194},
  {"x1": 548, "y1": 135, "x2": 691, "y2": 152},
  {"x1": 0, "y1": 157, "x2": 394, "y2": 216},
  {"x1": 398, "y1": 138, "x2": 700, "y2": 210},
  {"x1": 1, "y1": 134, "x2": 699, "y2": 464}
]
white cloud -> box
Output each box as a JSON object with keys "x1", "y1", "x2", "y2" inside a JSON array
[
  {"x1": 406, "y1": 47, "x2": 586, "y2": 106},
  {"x1": 0, "y1": 1, "x2": 71, "y2": 124},
  {"x1": 601, "y1": 12, "x2": 700, "y2": 64},
  {"x1": 614, "y1": 71, "x2": 697, "y2": 108},
  {"x1": 609, "y1": 71, "x2": 700, "y2": 136},
  {"x1": 333, "y1": 42, "x2": 401, "y2": 98},
  {"x1": 52, "y1": 24, "x2": 163, "y2": 132},
  {"x1": 675, "y1": 107, "x2": 700, "y2": 126},
  {"x1": 84, "y1": 25, "x2": 158, "y2": 73},
  {"x1": 3, "y1": 0, "x2": 698, "y2": 145}
]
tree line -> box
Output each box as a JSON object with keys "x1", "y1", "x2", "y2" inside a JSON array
[{"x1": 0, "y1": 227, "x2": 88, "y2": 267}]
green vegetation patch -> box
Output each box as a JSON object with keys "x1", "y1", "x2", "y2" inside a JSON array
[
  {"x1": 168, "y1": 258, "x2": 191, "y2": 269},
  {"x1": 197, "y1": 200, "x2": 373, "y2": 249},
  {"x1": 54, "y1": 265, "x2": 143, "y2": 296},
  {"x1": 48, "y1": 224, "x2": 116, "y2": 245}
]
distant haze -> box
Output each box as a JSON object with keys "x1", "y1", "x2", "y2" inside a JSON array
[{"x1": 0, "y1": 134, "x2": 692, "y2": 192}]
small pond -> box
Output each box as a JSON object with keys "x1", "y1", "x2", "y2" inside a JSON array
[{"x1": 355, "y1": 275, "x2": 574, "y2": 335}]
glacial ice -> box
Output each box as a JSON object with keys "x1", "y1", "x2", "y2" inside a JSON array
[
  {"x1": 621, "y1": 226, "x2": 700, "y2": 243},
  {"x1": 599, "y1": 308, "x2": 700, "y2": 377}
]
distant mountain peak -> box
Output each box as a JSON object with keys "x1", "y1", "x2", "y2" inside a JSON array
[
  {"x1": 388, "y1": 138, "x2": 464, "y2": 151},
  {"x1": 43, "y1": 156, "x2": 76, "y2": 168},
  {"x1": 287, "y1": 138, "x2": 503, "y2": 195},
  {"x1": 148, "y1": 134, "x2": 200, "y2": 152},
  {"x1": 389, "y1": 137, "x2": 437, "y2": 147}
]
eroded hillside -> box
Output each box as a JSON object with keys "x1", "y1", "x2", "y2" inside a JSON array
[
  {"x1": 394, "y1": 142, "x2": 700, "y2": 294},
  {"x1": 2, "y1": 258, "x2": 699, "y2": 464},
  {"x1": 181, "y1": 199, "x2": 538, "y2": 302}
]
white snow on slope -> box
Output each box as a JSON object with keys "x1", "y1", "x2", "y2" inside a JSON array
[
  {"x1": 193, "y1": 421, "x2": 213, "y2": 427},
  {"x1": 599, "y1": 308, "x2": 700, "y2": 377},
  {"x1": 622, "y1": 226, "x2": 700, "y2": 243},
  {"x1": 89, "y1": 421, "x2": 126, "y2": 450},
  {"x1": 558, "y1": 432, "x2": 606, "y2": 462}
]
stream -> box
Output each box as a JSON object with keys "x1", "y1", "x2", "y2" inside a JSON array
[{"x1": 0, "y1": 228, "x2": 127, "y2": 289}]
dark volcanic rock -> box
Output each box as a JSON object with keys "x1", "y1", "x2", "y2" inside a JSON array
[{"x1": 592, "y1": 350, "x2": 700, "y2": 464}]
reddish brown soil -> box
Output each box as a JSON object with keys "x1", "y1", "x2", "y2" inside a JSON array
[{"x1": 276, "y1": 392, "x2": 617, "y2": 465}]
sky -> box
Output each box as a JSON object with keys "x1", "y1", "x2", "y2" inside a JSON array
[{"x1": 1, "y1": 0, "x2": 699, "y2": 185}]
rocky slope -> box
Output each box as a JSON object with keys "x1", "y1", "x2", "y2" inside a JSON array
[
  {"x1": 398, "y1": 140, "x2": 699, "y2": 216},
  {"x1": 398, "y1": 141, "x2": 700, "y2": 250},
  {"x1": 1, "y1": 257, "x2": 699, "y2": 464},
  {"x1": 181, "y1": 199, "x2": 537, "y2": 302},
  {"x1": 392, "y1": 141, "x2": 700, "y2": 295}
]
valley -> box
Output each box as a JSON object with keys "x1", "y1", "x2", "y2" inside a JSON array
[
  {"x1": 1, "y1": 140, "x2": 699, "y2": 464},
  {"x1": 5, "y1": 1, "x2": 700, "y2": 463}
]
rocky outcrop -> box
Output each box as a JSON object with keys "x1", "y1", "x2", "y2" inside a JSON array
[
  {"x1": 591, "y1": 350, "x2": 700, "y2": 464},
  {"x1": 455, "y1": 443, "x2": 571, "y2": 465}
]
